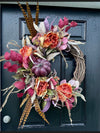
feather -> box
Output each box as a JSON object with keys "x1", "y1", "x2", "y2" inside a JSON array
[
  {"x1": 26, "y1": 2, "x2": 37, "y2": 37},
  {"x1": 18, "y1": 96, "x2": 32, "y2": 128},
  {"x1": 34, "y1": 98, "x2": 49, "y2": 124},
  {"x1": 17, "y1": 2, "x2": 36, "y2": 38},
  {"x1": 20, "y1": 94, "x2": 30, "y2": 108},
  {"x1": 35, "y1": 1, "x2": 39, "y2": 25},
  {"x1": 21, "y1": 97, "x2": 32, "y2": 128}
]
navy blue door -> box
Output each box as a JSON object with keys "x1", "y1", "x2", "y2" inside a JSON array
[{"x1": 1, "y1": 4, "x2": 100, "y2": 131}]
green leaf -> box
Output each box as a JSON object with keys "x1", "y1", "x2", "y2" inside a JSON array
[
  {"x1": 72, "y1": 91, "x2": 86, "y2": 102},
  {"x1": 25, "y1": 75, "x2": 31, "y2": 84},
  {"x1": 47, "y1": 89, "x2": 54, "y2": 96},
  {"x1": 47, "y1": 52, "x2": 60, "y2": 61},
  {"x1": 12, "y1": 74, "x2": 23, "y2": 80},
  {"x1": 41, "y1": 100, "x2": 47, "y2": 110},
  {"x1": 16, "y1": 68, "x2": 26, "y2": 73},
  {"x1": 68, "y1": 40, "x2": 85, "y2": 45}
]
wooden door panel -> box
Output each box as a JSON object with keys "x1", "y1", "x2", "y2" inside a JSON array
[{"x1": 1, "y1": 4, "x2": 100, "y2": 131}]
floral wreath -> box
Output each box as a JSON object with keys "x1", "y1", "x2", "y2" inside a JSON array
[{"x1": 0, "y1": 2, "x2": 86, "y2": 129}]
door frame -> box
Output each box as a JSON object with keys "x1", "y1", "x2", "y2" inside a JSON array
[{"x1": 0, "y1": 4, "x2": 2, "y2": 132}]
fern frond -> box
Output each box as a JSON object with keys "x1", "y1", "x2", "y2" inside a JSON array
[{"x1": 34, "y1": 98, "x2": 49, "y2": 124}]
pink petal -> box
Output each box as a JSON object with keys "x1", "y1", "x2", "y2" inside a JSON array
[
  {"x1": 68, "y1": 79, "x2": 79, "y2": 88},
  {"x1": 17, "y1": 93, "x2": 24, "y2": 98},
  {"x1": 65, "y1": 101, "x2": 73, "y2": 110},
  {"x1": 51, "y1": 25, "x2": 54, "y2": 31},
  {"x1": 58, "y1": 18, "x2": 64, "y2": 28},
  {"x1": 65, "y1": 97, "x2": 75, "y2": 110},
  {"x1": 65, "y1": 26, "x2": 71, "y2": 32},
  {"x1": 60, "y1": 79, "x2": 67, "y2": 84},
  {"x1": 62, "y1": 37, "x2": 68, "y2": 44},
  {"x1": 57, "y1": 41, "x2": 61, "y2": 48},
  {"x1": 23, "y1": 56, "x2": 29, "y2": 69},
  {"x1": 44, "y1": 16, "x2": 50, "y2": 32},
  {"x1": 59, "y1": 43, "x2": 67, "y2": 50},
  {"x1": 27, "y1": 88, "x2": 34, "y2": 96},
  {"x1": 14, "y1": 80, "x2": 25, "y2": 90},
  {"x1": 8, "y1": 64, "x2": 18, "y2": 72},
  {"x1": 3, "y1": 61, "x2": 11, "y2": 69},
  {"x1": 63, "y1": 17, "x2": 69, "y2": 25},
  {"x1": 4, "y1": 52, "x2": 11, "y2": 60},
  {"x1": 42, "y1": 99, "x2": 51, "y2": 113},
  {"x1": 70, "y1": 21, "x2": 77, "y2": 27},
  {"x1": 50, "y1": 78, "x2": 57, "y2": 86},
  {"x1": 70, "y1": 96, "x2": 75, "y2": 103}
]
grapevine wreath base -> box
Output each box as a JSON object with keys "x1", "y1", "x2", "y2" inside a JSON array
[{"x1": 0, "y1": 2, "x2": 86, "y2": 129}]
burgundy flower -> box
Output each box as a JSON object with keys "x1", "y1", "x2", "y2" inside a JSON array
[
  {"x1": 70, "y1": 21, "x2": 77, "y2": 27},
  {"x1": 8, "y1": 64, "x2": 18, "y2": 72},
  {"x1": 4, "y1": 52, "x2": 11, "y2": 60},
  {"x1": 58, "y1": 17, "x2": 69, "y2": 28},
  {"x1": 63, "y1": 17, "x2": 69, "y2": 25},
  {"x1": 17, "y1": 93, "x2": 24, "y2": 98},
  {"x1": 65, "y1": 26, "x2": 71, "y2": 32},
  {"x1": 27, "y1": 88, "x2": 34, "y2": 96},
  {"x1": 3, "y1": 61, "x2": 11, "y2": 69},
  {"x1": 50, "y1": 78, "x2": 57, "y2": 86},
  {"x1": 14, "y1": 79, "x2": 25, "y2": 90},
  {"x1": 58, "y1": 18, "x2": 64, "y2": 28},
  {"x1": 16, "y1": 54, "x2": 23, "y2": 64},
  {"x1": 10, "y1": 50, "x2": 18, "y2": 61},
  {"x1": 10, "y1": 50, "x2": 23, "y2": 63},
  {"x1": 65, "y1": 96, "x2": 75, "y2": 110}
]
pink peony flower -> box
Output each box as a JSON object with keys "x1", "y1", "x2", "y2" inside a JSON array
[
  {"x1": 8, "y1": 64, "x2": 18, "y2": 72},
  {"x1": 27, "y1": 88, "x2": 34, "y2": 96},
  {"x1": 17, "y1": 93, "x2": 24, "y2": 98},
  {"x1": 4, "y1": 52, "x2": 11, "y2": 60},
  {"x1": 3, "y1": 61, "x2": 11, "y2": 69},
  {"x1": 14, "y1": 79, "x2": 25, "y2": 90}
]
